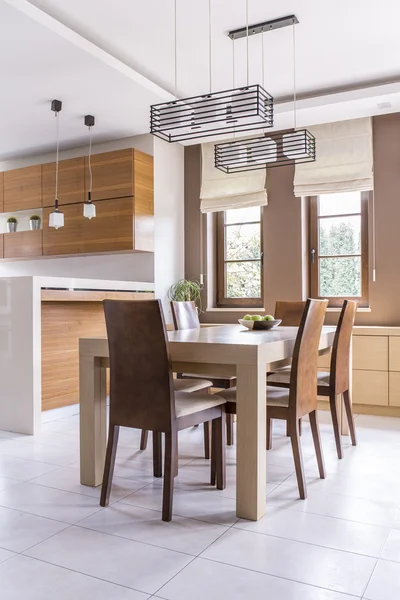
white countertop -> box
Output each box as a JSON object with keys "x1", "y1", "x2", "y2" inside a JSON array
[{"x1": 0, "y1": 275, "x2": 154, "y2": 292}]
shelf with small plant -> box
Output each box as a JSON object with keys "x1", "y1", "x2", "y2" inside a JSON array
[{"x1": 0, "y1": 208, "x2": 43, "y2": 234}]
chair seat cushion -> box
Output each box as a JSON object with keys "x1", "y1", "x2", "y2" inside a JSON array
[
  {"x1": 219, "y1": 386, "x2": 290, "y2": 408},
  {"x1": 268, "y1": 367, "x2": 330, "y2": 387},
  {"x1": 173, "y1": 378, "x2": 212, "y2": 393},
  {"x1": 174, "y1": 391, "x2": 225, "y2": 418}
]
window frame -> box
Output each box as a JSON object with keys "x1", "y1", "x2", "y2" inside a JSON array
[
  {"x1": 216, "y1": 208, "x2": 264, "y2": 308},
  {"x1": 309, "y1": 191, "x2": 370, "y2": 308}
]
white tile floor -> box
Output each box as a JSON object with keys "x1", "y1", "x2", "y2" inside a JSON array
[{"x1": 0, "y1": 411, "x2": 399, "y2": 599}]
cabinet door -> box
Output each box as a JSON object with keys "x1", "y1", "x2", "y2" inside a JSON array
[
  {"x1": 82, "y1": 197, "x2": 134, "y2": 254},
  {"x1": 42, "y1": 203, "x2": 85, "y2": 256},
  {"x1": 4, "y1": 230, "x2": 43, "y2": 259},
  {"x1": 352, "y1": 370, "x2": 388, "y2": 406},
  {"x1": 0, "y1": 234, "x2": 3, "y2": 259},
  {"x1": 85, "y1": 149, "x2": 134, "y2": 201},
  {"x1": 42, "y1": 157, "x2": 85, "y2": 207},
  {"x1": 352, "y1": 336, "x2": 388, "y2": 371},
  {"x1": 389, "y1": 337, "x2": 400, "y2": 372},
  {"x1": 4, "y1": 165, "x2": 42, "y2": 211},
  {"x1": 0, "y1": 172, "x2": 4, "y2": 212},
  {"x1": 133, "y1": 150, "x2": 154, "y2": 252}
]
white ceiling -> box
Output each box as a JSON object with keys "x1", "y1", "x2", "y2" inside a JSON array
[{"x1": 2, "y1": 0, "x2": 400, "y2": 160}]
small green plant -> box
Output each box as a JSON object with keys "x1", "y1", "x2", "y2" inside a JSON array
[
  {"x1": 6, "y1": 217, "x2": 17, "y2": 223},
  {"x1": 30, "y1": 215, "x2": 40, "y2": 221},
  {"x1": 168, "y1": 279, "x2": 202, "y2": 306}
]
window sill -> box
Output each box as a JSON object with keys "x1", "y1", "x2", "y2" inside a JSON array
[
  {"x1": 206, "y1": 308, "x2": 266, "y2": 313},
  {"x1": 327, "y1": 307, "x2": 371, "y2": 313}
]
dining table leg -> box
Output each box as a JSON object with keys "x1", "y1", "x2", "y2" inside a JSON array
[
  {"x1": 236, "y1": 359, "x2": 267, "y2": 521},
  {"x1": 79, "y1": 355, "x2": 107, "y2": 487}
]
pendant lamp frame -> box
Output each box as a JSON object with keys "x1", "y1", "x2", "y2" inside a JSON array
[{"x1": 83, "y1": 114, "x2": 96, "y2": 220}]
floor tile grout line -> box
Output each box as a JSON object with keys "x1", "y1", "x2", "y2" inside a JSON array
[{"x1": 0, "y1": 501, "x2": 78, "y2": 526}]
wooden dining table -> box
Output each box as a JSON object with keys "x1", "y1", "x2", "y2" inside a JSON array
[{"x1": 79, "y1": 324, "x2": 336, "y2": 521}]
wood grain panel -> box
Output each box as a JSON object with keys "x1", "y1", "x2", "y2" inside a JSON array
[
  {"x1": 352, "y1": 336, "x2": 388, "y2": 371},
  {"x1": 41, "y1": 290, "x2": 154, "y2": 302},
  {"x1": 4, "y1": 165, "x2": 42, "y2": 211},
  {"x1": 389, "y1": 337, "x2": 400, "y2": 371},
  {"x1": 133, "y1": 150, "x2": 154, "y2": 252},
  {"x1": 0, "y1": 234, "x2": 3, "y2": 259},
  {"x1": 42, "y1": 157, "x2": 85, "y2": 206},
  {"x1": 43, "y1": 203, "x2": 85, "y2": 256},
  {"x1": 389, "y1": 372, "x2": 400, "y2": 406},
  {"x1": 0, "y1": 172, "x2": 3, "y2": 212},
  {"x1": 84, "y1": 149, "x2": 134, "y2": 201},
  {"x1": 83, "y1": 197, "x2": 134, "y2": 254},
  {"x1": 353, "y1": 370, "x2": 388, "y2": 406},
  {"x1": 3, "y1": 229, "x2": 43, "y2": 259},
  {"x1": 41, "y1": 302, "x2": 108, "y2": 410}
]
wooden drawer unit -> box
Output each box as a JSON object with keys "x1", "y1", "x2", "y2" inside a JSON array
[
  {"x1": 389, "y1": 372, "x2": 400, "y2": 407},
  {"x1": 3, "y1": 230, "x2": 43, "y2": 259},
  {"x1": 85, "y1": 149, "x2": 134, "y2": 201},
  {"x1": 0, "y1": 234, "x2": 3, "y2": 259},
  {"x1": 318, "y1": 348, "x2": 331, "y2": 369},
  {"x1": 389, "y1": 337, "x2": 400, "y2": 371},
  {"x1": 42, "y1": 157, "x2": 85, "y2": 206},
  {"x1": 4, "y1": 165, "x2": 42, "y2": 211},
  {"x1": 352, "y1": 336, "x2": 388, "y2": 371},
  {"x1": 353, "y1": 370, "x2": 388, "y2": 406},
  {"x1": 0, "y1": 172, "x2": 3, "y2": 212}
]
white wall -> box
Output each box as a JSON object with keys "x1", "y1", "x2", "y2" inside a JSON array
[
  {"x1": 0, "y1": 134, "x2": 155, "y2": 283},
  {"x1": 153, "y1": 137, "x2": 185, "y2": 320}
]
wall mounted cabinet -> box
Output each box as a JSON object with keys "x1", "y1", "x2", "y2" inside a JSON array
[
  {"x1": 4, "y1": 230, "x2": 43, "y2": 259},
  {"x1": 42, "y1": 157, "x2": 85, "y2": 206},
  {"x1": 4, "y1": 165, "x2": 42, "y2": 212},
  {"x1": 84, "y1": 148, "x2": 134, "y2": 201},
  {"x1": 0, "y1": 172, "x2": 4, "y2": 213}
]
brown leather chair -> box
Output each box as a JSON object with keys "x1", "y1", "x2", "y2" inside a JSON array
[
  {"x1": 275, "y1": 300, "x2": 307, "y2": 326},
  {"x1": 172, "y1": 301, "x2": 236, "y2": 450},
  {"x1": 268, "y1": 299, "x2": 357, "y2": 459},
  {"x1": 101, "y1": 299, "x2": 226, "y2": 521},
  {"x1": 220, "y1": 298, "x2": 328, "y2": 499}
]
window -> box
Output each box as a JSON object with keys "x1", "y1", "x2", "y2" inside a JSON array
[
  {"x1": 310, "y1": 191, "x2": 370, "y2": 307},
  {"x1": 217, "y1": 206, "x2": 263, "y2": 308}
]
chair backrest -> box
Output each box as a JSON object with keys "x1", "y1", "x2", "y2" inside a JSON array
[
  {"x1": 171, "y1": 301, "x2": 200, "y2": 330},
  {"x1": 103, "y1": 299, "x2": 175, "y2": 431},
  {"x1": 289, "y1": 298, "x2": 328, "y2": 418},
  {"x1": 275, "y1": 301, "x2": 307, "y2": 326},
  {"x1": 330, "y1": 300, "x2": 357, "y2": 394}
]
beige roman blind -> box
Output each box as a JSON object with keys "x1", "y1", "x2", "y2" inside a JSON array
[
  {"x1": 294, "y1": 117, "x2": 373, "y2": 197},
  {"x1": 200, "y1": 141, "x2": 267, "y2": 213}
]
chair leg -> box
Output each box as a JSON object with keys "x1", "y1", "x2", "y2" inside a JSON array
[
  {"x1": 162, "y1": 430, "x2": 177, "y2": 522},
  {"x1": 288, "y1": 419, "x2": 307, "y2": 499},
  {"x1": 212, "y1": 413, "x2": 226, "y2": 490},
  {"x1": 309, "y1": 410, "x2": 326, "y2": 479},
  {"x1": 100, "y1": 424, "x2": 120, "y2": 507},
  {"x1": 211, "y1": 422, "x2": 216, "y2": 486},
  {"x1": 266, "y1": 416, "x2": 272, "y2": 450},
  {"x1": 329, "y1": 394, "x2": 343, "y2": 459},
  {"x1": 153, "y1": 431, "x2": 162, "y2": 477},
  {"x1": 140, "y1": 430, "x2": 149, "y2": 451},
  {"x1": 298, "y1": 418, "x2": 302, "y2": 436},
  {"x1": 203, "y1": 421, "x2": 212, "y2": 459},
  {"x1": 226, "y1": 414, "x2": 234, "y2": 446},
  {"x1": 343, "y1": 389, "x2": 357, "y2": 446},
  {"x1": 286, "y1": 421, "x2": 290, "y2": 437}
]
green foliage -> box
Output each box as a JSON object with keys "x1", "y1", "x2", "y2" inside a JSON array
[
  {"x1": 7, "y1": 217, "x2": 17, "y2": 223},
  {"x1": 30, "y1": 215, "x2": 41, "y2": 221},
  {"x1": 319, "y1": 221, "x2": 361, "y2": 297},
  {"x1": 168, "y1": 279, "x2": 202, "y2": 304},
  {"x1": 226, "y1": 223, "x2": 261, "y2": 298}
]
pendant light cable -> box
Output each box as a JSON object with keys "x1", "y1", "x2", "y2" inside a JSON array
[
  {"x1": 174, "y1": 0, "x2": 178, "y2": 98},
  {"x1": 55, "y1": 110, "x2": 60, "y2": 207},
  {"x1": 209, "y1": 0, "x2": 212, "y2": 93},
  {"x1": 88, "y1": 126, "x2": 93, "y2": 195},
  {"x1": 261, "y1": 29, "x2": 265, "y2": 89},
  {"x1": 246, "y1": 0, "x2": 249, "y2": 86},
  {"x1": 292, "y1": 21, "x2": 297, "y2": 130}
]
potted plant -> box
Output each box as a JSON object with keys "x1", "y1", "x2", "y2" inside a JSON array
[
  {"x1": 29, "y1": 215, "x2": 41, "y2": 230},
  {"x1": 168, "y1": 279, "x2": 202, "y2": 309},
  {"x1": 6, "y1": 217, "x2": 17, "y2": 233}
]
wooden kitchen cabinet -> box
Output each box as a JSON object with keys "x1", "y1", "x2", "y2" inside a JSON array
[
  {"x1": 42, "y1": 157, "x2": 85, "y2": 206},
  {"x1": 352, "y1": 370, "x2": 389, "y2": 406},
  {"x1": 352, "y1": 335, "x2": 388, "y2": 371},
  {"x1": 4, "y1": 165, "x2": 42, "y2": 212},
  {"x1": 84, "y1": 148, "x2": 134, "y2": 201},
  {"x1": 0, "y1": 172, "x2": 4, "y2": 212},
  {"x1": 43, "y1": 203, "x2": 85, "y2": 256},
  {"x1": 4, "y1": 230, "x2": 43, "y2": 259}
]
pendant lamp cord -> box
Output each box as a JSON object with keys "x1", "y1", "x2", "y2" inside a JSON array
[
  {"x1": 88, "y1": 126, "x2": 93, "y2": 197},
  {"x1": 246, "y1": 0, "x2": 249, "y2": 86},
  {"x1": 209, "y1": 0, "x2": 212, "y2": 93},
  {"x1": 292, "y1": 21, "x2": 297, "y2": 130},
  {"x1": 174, "y1": 0, "x2": 178, "y2": 98},
  {"x1": 55, "y1": 111, "x2": 59, "y2": 207},
  {"x1": 261, "y1": 29, "x2": 265, "y2": 89}
]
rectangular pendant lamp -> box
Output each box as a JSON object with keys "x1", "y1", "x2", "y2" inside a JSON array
[
  {"x1": 215, "y1": 129, "x2": 316, "y2": 173},
  {"x1": 150, "y1": 84, "x2": 273, "y2": 143}
]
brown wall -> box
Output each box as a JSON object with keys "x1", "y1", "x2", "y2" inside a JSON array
[{"x1": 184, "y1": 113, "x2": 400, "y2": 327}]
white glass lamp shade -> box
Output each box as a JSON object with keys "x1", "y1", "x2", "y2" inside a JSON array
[
  {"x1": 283, "y1": 131, "x2": 312, "y2": 160},
  {"x1": 83, "y1": 201, "x2": 96, "y2": 219},
  {"x1": 49, "y1": 208, "x2": 64, "y2": 229}
]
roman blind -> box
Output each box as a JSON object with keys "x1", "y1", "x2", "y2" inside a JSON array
[
  {"x1": 200, "y1": 141, "x2": 267, "y2": 213},
  {"x1": 294, "y1": 117, "x2": 373, "y2": 197}
]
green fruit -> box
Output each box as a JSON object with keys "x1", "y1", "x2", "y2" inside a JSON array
[
  {"x1": 243, "y1": 314, "x2": 252, "y2": 321},
  {"x1": 251, "y1": 315, "x2": 262, "y2": 321},
  {"x1": 264, "y1": 315, "x2": 274, "y2": 321}
]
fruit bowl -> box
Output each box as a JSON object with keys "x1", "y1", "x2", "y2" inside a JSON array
[{"x1": 238, "y1": 319, "x2": 282, "y2": 331}]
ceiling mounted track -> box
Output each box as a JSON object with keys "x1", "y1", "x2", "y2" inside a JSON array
[{"x1": 228, "y1": 15, "x2": 299, "y2": 40}]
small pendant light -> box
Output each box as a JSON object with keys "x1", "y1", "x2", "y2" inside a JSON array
[
  {"x1": 83, "y1": 114, "x2": 96, "y2": 219},
  {"x1": 49, "y1": 100, "x2": 64, "y2": 229}
]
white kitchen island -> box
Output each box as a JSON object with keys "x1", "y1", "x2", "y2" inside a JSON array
[{"x1": 0, "y1": 276, "x2": 154, "y2": 434}]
